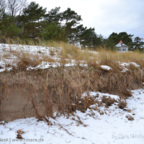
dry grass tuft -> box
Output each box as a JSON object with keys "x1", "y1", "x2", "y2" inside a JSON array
[
  {"x1": 118, "y1": 100, "x2": 127, "y2": 109},
  {"x1": 42, "y1": 55, "x2": 56, "y2": 63},
  {"x1": 77, "y1": 96, "x2": 95, "y2": 112},
  {"x1": 16, "y1": 52, "x2": 41, "y2": 70},
  {"x1": 102, "y1": 96, "x2": 117, "y2": 108},
  {"x1": 122, "y1": 89, "x2": 132, "y2": 99}
]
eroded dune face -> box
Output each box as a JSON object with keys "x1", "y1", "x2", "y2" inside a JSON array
[{"x1": 0, "y1": 66, "x2": 143, "y2": 122}]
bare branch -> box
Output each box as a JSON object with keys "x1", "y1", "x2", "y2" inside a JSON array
[
  {"x1": 0, "y1": 0, "x2": 6, "y2": 20},
  {"x1": 8, "y1": 0, "x2": 27, "y2": 16},
  {"x1": 0, "y1": 0, "x2": 6, "y2": 11},
  {"x1": 18, "y1": 0, "x2": 27, "y2": 15}
]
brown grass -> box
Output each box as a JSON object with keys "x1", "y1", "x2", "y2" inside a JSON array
[
  {"x1": 102, "y1": 96, "x2": 117, "y2": 108},
  {"x1": 2, "y1": 38, "x2": 144, "y2": 66},
  {"x1": 42, "y1": 55, "x2": 56, "y2": 63},
  {"x1": 118, "y1": 100, "x2": 127, "y2": 109},
  {"x1": 96, "y1": 49, "x2": 144, "y2": 64},
  {"x1": 16, "y1": 52, "x2": 41, "y2": 70},
  {"x1": 0, "y1": 65, "x2": 144, "y2": 121},
  {"x1": 49, "y1": 49, "x2": 55, "y2": 56},
  {"x1": 77, "y1": 96, "x2": 95, "y2": 112},
  {"x1": 2, "y1": 40, "x2": 144, "y2": 71},
  {"x1": 1, "y1": 41, "x2": 144, "y2": 121}
]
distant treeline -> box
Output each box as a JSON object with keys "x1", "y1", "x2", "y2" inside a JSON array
[{"x1": 0, "y1": 0, "x2": 143, "y2": 50}]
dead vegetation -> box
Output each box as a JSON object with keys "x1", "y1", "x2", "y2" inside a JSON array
[
  {"x1": 16, "y1": 129, "x2": 25, "y2": 139},
  {"x1": 102, "y1": 96, "x2": 117, "y2": 108},
  {"x1": 1, "y1": 41, "x2": 144, "y2": 73},
  {"x1": 17, "y1": 56, "x2": 40, "y2": 70},
  {"x1": 0, "y1": 65, "x2": 144, "y2": 121},
  {"x1": 118, "y1": 100, "x2": 127, "y2": 109},
  {"x1": 1, "y1": 41, "x2": 144, "y2": 121}
]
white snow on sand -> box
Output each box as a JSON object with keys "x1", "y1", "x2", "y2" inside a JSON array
[
  {"x1": 100, "y1": 65, "x2": 111, "y2": 71},
  {"x1": 82, "y1": 91, "x2": 119, "y2": 100},
  {"x1": 0, "y1": 44, "x2": 141, "y2": 73},
  {"x1": 0, "y1": 89, "x2": 144, "y2": 144},
  {"x1": 0, "y1": 43, "x2": 61, "y2": 72},
  {"x1": 120, "y1": 62, "x2": 140, "y2": 68},
  {"x1": 0, "y1": 44, "x2": 89, "y2": 72}
]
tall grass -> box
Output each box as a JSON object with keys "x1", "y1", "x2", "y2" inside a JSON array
[
  {"x1": 1, "y1": 40, "x2": 144, "y2": 121},
  {"x1": 1, "y1": 65, "x2": 144, "y2": 121},
  {"x1": 1, "y1": 39, "x2": 144, "y2": 73},
  {"x1": 2, "y1": 37, "x2": 144, "y2": 63}
]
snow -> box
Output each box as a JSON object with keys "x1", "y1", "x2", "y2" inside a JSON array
[
  {"x1": 100, "y1": 65, "x2": 111, "y2": 71},
  {"x1": 120, "y1": 62, "x2": 140, "y2": 68},
  {"x1": 0, "y1": 44, "x2": 89, "y2": 72},
  {"x1": 130, "y1": 62, "x2": 140, "y2": 68},
  {"x1": 82, "y1": 91, "x2": 120, "y2": 100},
  {"x1": 0, "y1": 89, "x2": 144, "y2": 144},
  {"x1": 0, "y1": 44, "x2": 141, "y2": 74},
  {"x1": 121, "y1": 68, "x2": 129, "y2": 73}
]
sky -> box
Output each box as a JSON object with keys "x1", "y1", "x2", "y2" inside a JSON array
[{"x1": 29, "y1": 0, "x2": 144, "y2": 38}]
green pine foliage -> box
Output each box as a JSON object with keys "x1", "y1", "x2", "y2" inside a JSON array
[
  {"x1": 0, "y1": 1, "x2": 142, "y2": 51},
  {"x1": 41, "y1": 23, "x2": 66, "y2": 41},
  {"x1": 0, "y1": 15, "x2": 23, "y2": 38}
]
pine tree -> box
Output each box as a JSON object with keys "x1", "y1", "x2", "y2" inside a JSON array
[
  {"x1": 44, "y1": 7, "x2": 62, "y2": 24},
  {"x1": 18, "y1": 2, "x2": 47, "y2": 38},
  {"x1": 132, "y1": 37, "x2": 144, "y2": 50},
  {"x1": 41, "y1": 23, "x2": 66, "y2": 41},
  {"x1": 61, "y1": 8, "x2": 82, "y2": 43},
  {"x1": 0, "y1": 15, "x2": 23, "y2": 38}
]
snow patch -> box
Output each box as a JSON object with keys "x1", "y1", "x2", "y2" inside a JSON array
[
  {"x1": 100, "y1": 65, "x2": 111, "y2": 71},
  {"x1": 120, "y1": 62, "x2": 140, "y2": 68},
  {"x1": 0, "y1": 89, "x2": 144, "y2": 144},
  {"x1": 121, "y1": 68, "x2": 129, "y2": 73},
  {"x1": 82, "y1": 91, "x2": 119, "y2": 100}
]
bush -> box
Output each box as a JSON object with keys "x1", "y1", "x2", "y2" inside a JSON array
[
  {"x1": 118, "y1": 100, "x2": 127, "y2": 109},
  {"x1": 102, "y1": 96, "x2": 117, "y2": 107}
]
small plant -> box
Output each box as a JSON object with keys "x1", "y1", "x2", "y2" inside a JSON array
[
  {"x1": 77, "y1": 96, "x2": 95, "y2": 112},
  {"x1": 122, "y1": 89, "x2": 132, "y2": 98},
  {"x1": 12, "y1": 51, "x2": 41, "y2": 70},
  {"x1": 16, "y1": 129, "x2": 25, "y2": 139},
  {"x1": 118, "y1": 100, "x2": 127, "y2": 109},
  {"x1": 17, "y1": 57, "x2": 40, "y2": 70},
  {"x1": 102, "y1": 96, "x2": 117, "y2": 108}
]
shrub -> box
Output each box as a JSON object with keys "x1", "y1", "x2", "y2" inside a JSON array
[
  {"x1": 102, "y1": 96, "x2": 117, "y2": 108},
  {"x1": 16, "y1": 52, "x2": 41, "y2": 70},
  {"x1": 118, "y1": 100, "x2": 127, "y2": 109}
]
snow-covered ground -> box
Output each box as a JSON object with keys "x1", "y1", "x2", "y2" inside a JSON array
[
  {"x1": 0, "y1": 43, "x2": 140, "y2": 73},
  {"x1": 0, "y1": 89, "x2": 144, "y2": 144},
  {"x1": 0, "y1": 43, "x2": 62, "y2": 72},
  {"x1": 0, "y1": 43, "x2": 91, "y2": 72}
]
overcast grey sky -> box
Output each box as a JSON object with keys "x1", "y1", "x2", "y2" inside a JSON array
[{"x1": 29, "y1": 0, "x2": 144, "y2": 38}]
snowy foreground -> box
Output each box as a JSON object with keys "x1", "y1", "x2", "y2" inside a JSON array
[{"x1": 0, "y1": 89, "x2": 144, "y2": 144}]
